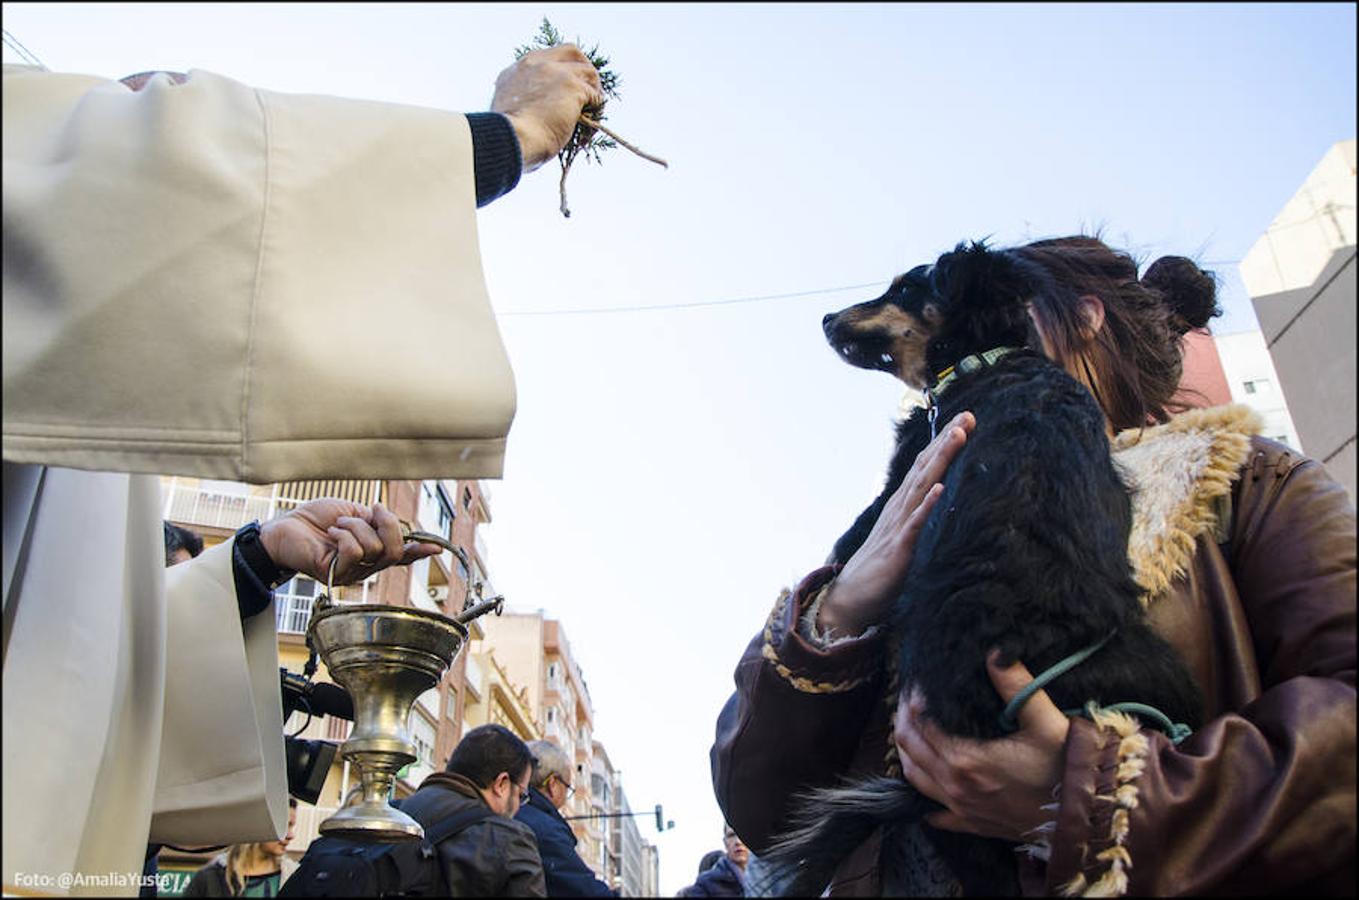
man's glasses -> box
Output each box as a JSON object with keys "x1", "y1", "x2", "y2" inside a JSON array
[{"x1": 543, "y1": 773, "x2": 575, "y2": 798}]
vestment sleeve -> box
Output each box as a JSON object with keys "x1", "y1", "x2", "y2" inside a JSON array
[
  {"x1": 1044, "y1": 456, "x2": 1357, "y2": 896},
  {"x1": 150, "y1": 538, "x2": 288, "y2": 844},
  {"x1": 3, "y1": 64, "x2": 513, "y2": 482}
]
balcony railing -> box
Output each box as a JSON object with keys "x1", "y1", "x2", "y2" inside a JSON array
[
  {"x1": 276, "y1": 594, "x2": 315, "y2": 635},
  {"x1": 163, "y1": 483, "x2": 275, "y2": 531},
  {"x1": 163, "y1": 478, "x2": 385, "y2": 533},
  {"x1": 275, "y1": 580, "x2": 375, "y2": 635}
]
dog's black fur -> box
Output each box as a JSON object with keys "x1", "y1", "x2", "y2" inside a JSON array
[{"x1": 759, "y1": 242, "x2": 1203, "y2": 896}]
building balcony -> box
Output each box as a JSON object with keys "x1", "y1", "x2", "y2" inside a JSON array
[
  {"x1": 163, "y1": 477, "x2": 384, "y2": 533},
  {"x1": 275, "y1": 580, "x2": 377, "y2": 635},
  {"x1": 163, "y1": 479, "x2": 276, "y2": 531}
]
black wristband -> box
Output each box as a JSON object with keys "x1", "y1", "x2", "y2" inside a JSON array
[
  {"x1": 466, "y1": 112, "x2": 523, "y2": 207},
  {"x1": 231, "y1": 521, "x2": 295, "y2": 620}
]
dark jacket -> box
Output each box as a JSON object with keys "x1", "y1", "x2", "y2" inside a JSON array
[
  {"x1": 399, "y1": 771, "x2": 547, "y2": 898},
  {"x1": 677, "y1": 855, "x2": 746, "y2": 897},
  {"x1": 515, "y1": 787, "x2": 616, "y2": 897},
  {"x1": 712, "y1": 414, "x2": 1357, "y2": 896}
]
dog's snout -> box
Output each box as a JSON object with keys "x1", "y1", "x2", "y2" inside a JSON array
[{"x1": 822, "y1": 313, "x2": 834, "y2": 327}]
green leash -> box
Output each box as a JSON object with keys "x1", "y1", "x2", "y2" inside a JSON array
[{"x1": 998, "y1": 630, "x2": 1194, "y2": 744}]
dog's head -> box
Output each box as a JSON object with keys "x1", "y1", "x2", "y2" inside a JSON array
[{"x1": 823, "y1": 242, "x2": 1039, "y2": 391}]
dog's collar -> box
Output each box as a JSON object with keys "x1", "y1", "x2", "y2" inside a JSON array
[
  {"x1": 931, "y1": 346, "x2": 1018, "y2": 397},
  {"x1": 922, "y1": 346, "x2": 1018, "y2": 440}
]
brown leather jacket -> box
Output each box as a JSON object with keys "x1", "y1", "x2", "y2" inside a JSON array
[{"x1": 712, "y1": 407, "x2": 1356, "y2": 896}]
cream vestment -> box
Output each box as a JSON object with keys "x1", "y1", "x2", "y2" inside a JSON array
[{"x1": 3, "y1": 64, "x2": 516, "y2": 895}]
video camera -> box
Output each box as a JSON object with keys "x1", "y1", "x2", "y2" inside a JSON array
[{"x1": 280, "y1": 668, "x2": 354, "y2": 805}]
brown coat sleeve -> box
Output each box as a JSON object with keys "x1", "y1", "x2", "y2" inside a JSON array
[
  {"x1": 1046, "y1": 452, "x2": 1357, "y2": 896},
  {"x1": 711, "y1": 566, "x2": 892, "y2": 852}
]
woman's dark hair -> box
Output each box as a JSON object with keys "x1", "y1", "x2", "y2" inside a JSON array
[
  {"x1": 163, "y1": 521, "x2": 204, "y2": 565},
  {"x1": 1011, "y1": 235, "x2": 1222, "y2": 431},
  {"x1": 446, "y1": 723, "x2": 533, "y2": 789}
]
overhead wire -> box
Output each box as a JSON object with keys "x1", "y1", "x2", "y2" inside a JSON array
[{"x1": 498, "y1": 257, "x2": 1249, "y2": 317}]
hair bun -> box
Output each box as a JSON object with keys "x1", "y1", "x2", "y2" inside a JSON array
[{"x1": 1142, "y1": 256, "x2": 1220, "y2": 334}]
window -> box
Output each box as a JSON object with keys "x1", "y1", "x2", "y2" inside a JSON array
[
  {"x1": 437, "y1": 489, "x2": 454, "y2": 534},
  {"x1": 547, "y1": 708, "x2": 556, "y2": 724},
  {"x1": 409, "y1": 713, "x2": 436, "y2": 768},
  {"x1": 463, "y1": 486, "x2": 473, "y2": 510},
  {"x1": 1243, "y1": 378, "x2": 1272, "y2": 396}
]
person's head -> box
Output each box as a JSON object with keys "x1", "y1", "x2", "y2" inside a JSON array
[
  {"x1": 446, "y1": 723, "x2": 533, "y2": 817},
  {"x1": 224, "y1": 799, "x2": 296, "y2": 891},
  {"x1": 526, "y1": 739, "x2": 574, "y2": 810},
  {"x1": 723, "y1": 823, "x2": 749, "y2": 871},
  {"x1": 1009, "y1": 235, "x2": 1221, "y2": 432},
  {"x1": 163, "y1": 521, "x2": 203, "y2": 566},
  {"x1": 697, "y1": 849, "x2": 725, "y2": 876}
]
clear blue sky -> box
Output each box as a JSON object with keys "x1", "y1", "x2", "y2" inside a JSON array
[{"x1": 5, "y1": 2, "x2": 1354, "y2": 893}]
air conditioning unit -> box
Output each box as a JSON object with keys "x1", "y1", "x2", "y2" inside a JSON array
[{"x1": 427, "y1": 585, "x2": 449, "y2": 603}]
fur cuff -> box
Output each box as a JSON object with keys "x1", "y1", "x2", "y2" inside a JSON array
[
  {"x1": 799, "y1": 580, "x2": 884, "y2": 648},
  {"x1": 1057, "y1": 704, "x2": 1150, "y2": 898},
  {"x1": 761, "y1": 589, "x2": 879, "y2": 694}
]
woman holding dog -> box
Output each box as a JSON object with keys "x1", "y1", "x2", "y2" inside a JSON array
[{"x1": 711, "y1": 236, "x2": 1355, "y2": 896}]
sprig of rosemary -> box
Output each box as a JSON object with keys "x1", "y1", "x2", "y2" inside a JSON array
[{"x1": 515, "y1": 18, "x2": 668, "y2": 217}]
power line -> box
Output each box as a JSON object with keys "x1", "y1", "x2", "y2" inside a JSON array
[
  {"x1": 497, "y1": 280, "x2": 890, "y2": 316},
  {"x1": 497, "y1": 253, "x2": 1250, "y2": 317}
]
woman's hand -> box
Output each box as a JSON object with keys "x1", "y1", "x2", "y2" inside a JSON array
[
  {"x1": 894, "y1": 650, "x2": 1071, "y2": 842},
  {"x1": 816, "y1": 411, "x2": 976, "y2": 638},
  {"x1": 259, "y1": 499, "x2": 441, "y2": 586}
]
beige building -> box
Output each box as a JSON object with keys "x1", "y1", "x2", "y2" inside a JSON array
[
  {"x1": 473, "y1": 611, "x2": 604, "y2": 874},
  {"x1": 1239, "y1": 138, "x2": 1356, "y2": 502}
]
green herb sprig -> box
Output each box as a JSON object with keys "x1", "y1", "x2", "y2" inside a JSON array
[{"x1": 515, "y1": 18, "x2": 668, "y2": 217}]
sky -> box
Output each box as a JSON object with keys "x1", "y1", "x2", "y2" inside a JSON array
[{"x1": 4, "y1": 2, "x2": 1355, "y2": 893}]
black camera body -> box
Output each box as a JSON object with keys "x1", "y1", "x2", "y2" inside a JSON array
[{"x1": 280, "y1": 668, "x2": 353, "y2": 805}]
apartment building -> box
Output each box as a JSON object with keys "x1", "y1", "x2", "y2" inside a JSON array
[
  {"x1": 473, "y1": 611, "x2": 619, "y2": 881},
  {"x1": 1240, "y1": 139, "x2": 1356, "y2": 502}
]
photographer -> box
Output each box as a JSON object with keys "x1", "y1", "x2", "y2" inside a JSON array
[{"x1": 4, "y1": 44, "x2": 601, "y2": 894}]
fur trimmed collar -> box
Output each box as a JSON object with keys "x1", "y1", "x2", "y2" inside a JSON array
[{"x1": 1113, "y1": 404, "x2": 1262, "y2": 603}]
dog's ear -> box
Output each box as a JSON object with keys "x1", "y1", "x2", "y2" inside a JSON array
[
  {"x1": 930, "y1": 241, "x2": 1031, "y2": 312},
  {"x1": 928, "y1": 241, "x2": 1035, "y2": 349}
]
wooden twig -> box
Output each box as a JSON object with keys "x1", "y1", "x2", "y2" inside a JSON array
[{"x1": 578, "y1": 115, "x2": 669, "y2": 168}]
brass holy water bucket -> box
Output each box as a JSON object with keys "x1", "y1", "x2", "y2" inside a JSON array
[{"x1": 307, "y1": 529, "x2": 503, "y2": 841}]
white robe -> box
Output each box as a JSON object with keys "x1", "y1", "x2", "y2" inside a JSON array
[
  {"x1": 3, "y1": 464, "x2": 286, "y2": 896},
  {"x1": 3, "y1": 63, "x2": 513, "y2": 895}
]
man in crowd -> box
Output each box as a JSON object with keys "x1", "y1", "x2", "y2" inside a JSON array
[
  {"x1": 677, "y1": 824, "x2": 748, "y2": 897},
  {"x1": 397, "y1": 724, "x2": 547, "y2": 897},
  {"x1": 516, "y1": 739, "x2": 616, "y2": 897}
]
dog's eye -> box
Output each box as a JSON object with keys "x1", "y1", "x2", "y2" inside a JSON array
[{"x1": 901, "y1": 328, "x2": 913, "y2": 338}]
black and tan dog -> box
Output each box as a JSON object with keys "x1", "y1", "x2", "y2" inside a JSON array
[{"x1": 761, "y1": 242, "x2": 1203, "y2": 896}]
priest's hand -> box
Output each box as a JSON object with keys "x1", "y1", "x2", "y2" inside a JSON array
[
  {"x1": 491, "y1": 44, "x2": 604, "y2": 172},
  {"x1": 259, "y1": 499, "x2": 441, "y2": 586}
]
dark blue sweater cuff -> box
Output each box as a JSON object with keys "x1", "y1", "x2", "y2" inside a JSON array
[
  {"x1": 231, "y1": 521, "x2": 291, "y2": 620},
  {"x1": 466, "y1": 112, "x2": 523, "y2": 207}
]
